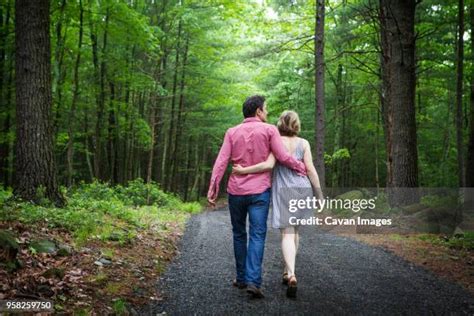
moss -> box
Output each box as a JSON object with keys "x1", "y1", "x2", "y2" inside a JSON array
[{"x1": 29, "y1": 239, "x2": 57, "y2": 254}]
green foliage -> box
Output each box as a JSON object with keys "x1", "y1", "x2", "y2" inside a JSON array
[
  {"x1": 34, "y1": 185, "x2": 55, "y2": 208},
  {"x1": 372, "y1": 191, "x2": 392, "y2": 214},
  {"x1": 0, "y1": 180, "x2": 201, "y2": 245},
  {"x1": 115, "y1": 178, "x2": 173, "y2": 207},
  {"x1": 0, "y1": 187, "x2": 12, "y2": 204},
  {"x1": 325, "y1": 149, "x2": 351, "y2": 166},
  {"x1": 1, "y1": 0, "x2": 470, "y2": 202},
  {"x1": 420, "y1": 194, "x2": 459, "y2": 209},
  {"x1": 69, "y1": 180, "x2": 118, "y2": 202},
  {"x1": 112, "y1": 298, "x2": 127, "y2": 315},
  {"x1": 178, "y1": 201, "x2": 201, "y2": 214},
  {"x1": 418, "y1": 232, "x2": 474, "y2": 251}
]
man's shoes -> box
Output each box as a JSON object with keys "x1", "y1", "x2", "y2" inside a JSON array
[
  {"x1": 232, "y1": 279, "x2": 247, "y2": 289},
  {"x1": 246, "y1": 285, "x2": 265, "y2": 299}
]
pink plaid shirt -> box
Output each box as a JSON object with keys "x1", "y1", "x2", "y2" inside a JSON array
[{"x1": 207, "y1": 117, "x2": 307, "y2": 199}]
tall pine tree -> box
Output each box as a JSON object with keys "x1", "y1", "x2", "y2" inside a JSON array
[{"x1": 14, "y1": 0, "x2": 65, "y2": 206}]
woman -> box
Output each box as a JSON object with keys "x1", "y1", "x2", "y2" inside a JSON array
[{"x1": 233, "y1": 110, "x2": 324, "y2": 298}]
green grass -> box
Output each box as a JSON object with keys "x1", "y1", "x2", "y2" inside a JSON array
[
  {"x1": 388, "y1": 234, "x2": 405, "y2": 241},
  {"x1": 86, "y1": 272, "x2": 109, "y2": 286},
  {"x1": 417, "y1": 232, "x2": 474, "y2": 250},
  {"x1": 101, "y1": 248, "x2": 114, "y2": 260},
  {"x1": 0, "y1": 179, "x2": 202, "y2": 245},
  {"x1": 112, "y1": 298, "x2": 127, "y2": 315}
]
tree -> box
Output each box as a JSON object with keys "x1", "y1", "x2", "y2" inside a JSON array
[
  {"x1": 0, "y1": 0, "x2": 13, "y2": 188},
  {"x1": 465, "y1": 0, "x2": 474, "y2": 206},
  {"x1": 455, "y1": 0, "x2": 465, "y2": 187},
  {"x1": 379, "y1": 0, "x2": 419, "y2": 206},
  {"x1": 66, "y1": 0, "x2": 84, "y2": 187},
  {"x1": 314, "y1": 0, "x2": 326, "y2": 189},
  {"x1": 14, "y1": 0, "x2": 65, "y2": 206},
  {"x1": 4, "y1": 0, "x2": 469, "y2": 203}
]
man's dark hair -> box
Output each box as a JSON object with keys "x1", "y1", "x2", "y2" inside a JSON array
[{"x1": 242, "y1": 95, "x2": 265, "y2": 118}]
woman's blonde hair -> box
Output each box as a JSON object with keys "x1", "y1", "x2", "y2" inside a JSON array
[{"x1": 277, "y1": 110, "x2": 300, "y2": 136}]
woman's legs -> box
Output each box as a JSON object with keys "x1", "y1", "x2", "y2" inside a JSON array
[
  {"x1": 281, "y1": 226, "x2": 299, "y2": 277},
  {"x1": 294, "y1": 226, "x2": 299, "y2": 254}
]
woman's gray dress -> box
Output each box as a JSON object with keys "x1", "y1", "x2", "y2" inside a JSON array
[{"x1": 271, "y1": 138, "x2": 313, "y2": 229}]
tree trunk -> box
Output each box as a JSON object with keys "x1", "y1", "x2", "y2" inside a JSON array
[
  {"x1": 455, "y1": 0, "x2": 465, "y2": 187},
  {"x1": 171, "y1": 37, "x2": 189, "y2": 192},
  {"x1": 314, "y1": 0, "x2": 326, "y2": 189},
  {"x1": 465, "y1": 1, "x2": 474, "y2": 214},
  {"x1": 341, "y1": 84, "x2": 351, "y2": 187},
  {"x1": 4, "y1": 51, "x2": 13, "y2": 188},
  {"x1": 108, "y1": 81, "x2": 118, "y2": 184},
  {"x1": 146, "y1": 99, "x2": 156, "y2": 184},
  {"x1": 0, "y1": 0, "x2": 12, "y2": 188},
  {"x1": 14, "y1": 0, "x2": 65, "y2": 206},
  {"x1": 124, "y1": 85, "x2": 134, "y2": 183},
  {"x1": 66, "y1": 0, "x2": 84, "y2": 187},
  {"x1": 161, "y1": 131, "x2": 168, "y2": 187},
  {"x1": 93, "y1": 7, "x2": 109, "y2": 181},
  {"x1": 379, "y1": 0, "x2": 419, "y2": 206},
  {"x1": 191, "y1": 141, "x2": 200, "y2": 200},
  {"x1": 84, "y1": 110, "x2": 94, "y2": 181},
  {"x1": 375, "y1": 107, "x2": 380, "y2": 191},
  {"x1": 153, "y1": 0, "x2": 169, "y2": 187},
  {"x1": 331, "y1": 64, "x2": 343, "y2": 187},
  {"x1": 183, "y1": 135, "x2": 192, "y2": 200},
  {"x1": 52, "y1": 0, "x2": 66, "y2": 137},
  {"x1": 166, "y1": 19, "x2": 182, "y2": 191}
]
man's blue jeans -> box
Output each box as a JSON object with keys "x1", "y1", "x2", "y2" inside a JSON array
[{"x1": 228, "y1": 188, "x2": 271, "y2": 289}]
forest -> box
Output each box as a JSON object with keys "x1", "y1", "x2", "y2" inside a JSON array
[
  {"x1": 0, "y1": 0, "x2": 472, "y2": 206},
  {"x1": 0, "y1": 0, "x2": 474, "y2": 314}
]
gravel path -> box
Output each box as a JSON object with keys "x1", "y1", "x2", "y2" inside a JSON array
[{"x1": 142, "y1": 206, "x2": 474, "y2": 315}]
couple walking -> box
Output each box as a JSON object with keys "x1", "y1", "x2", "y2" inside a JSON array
[{"x1": 207, "y1": 95, "x2": 324, "y2": 299}]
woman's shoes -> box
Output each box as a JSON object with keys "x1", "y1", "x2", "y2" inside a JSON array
[
  {"x1": 282, "y1": 272, "x2": 289, "y2": 285},
  {"x1": 286, "y1": 275, "x2": 297, "y2": 298}
]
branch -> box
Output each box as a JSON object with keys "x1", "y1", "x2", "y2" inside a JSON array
[
  {"x1": 349, "y1": 55, "x2": 380, "y2": 77},
  {"x1": 249, "y1": 34, "x2": 314, "y2": 58}
]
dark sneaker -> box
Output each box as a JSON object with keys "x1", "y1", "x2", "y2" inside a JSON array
[
  {"x1": 247, "y1": 285, "x2": 265, "y2": 299},
  {"x1": 233, "y1": 279, "x2": 247, "y2": 289}
]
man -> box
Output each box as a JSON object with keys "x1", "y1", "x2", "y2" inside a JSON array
[{"x1": 207, "y1": 95, "x2": 306, "y2": 298}]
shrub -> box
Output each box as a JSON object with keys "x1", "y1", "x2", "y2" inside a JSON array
[{"x1": 0, "y1": 179, "x2": 202, "y2": 244}]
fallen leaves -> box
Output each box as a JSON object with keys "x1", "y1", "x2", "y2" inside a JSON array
[{"x1": 0, "y1": 219, "x2": 184, "y2": 314}]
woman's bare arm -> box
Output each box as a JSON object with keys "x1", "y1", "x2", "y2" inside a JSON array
[
  {"x1": 232, "y1": 153, "x2": 276, "y2": 175},
  {"x1": 302, "y1": 140, "x2": 324, "y2": 201}
]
